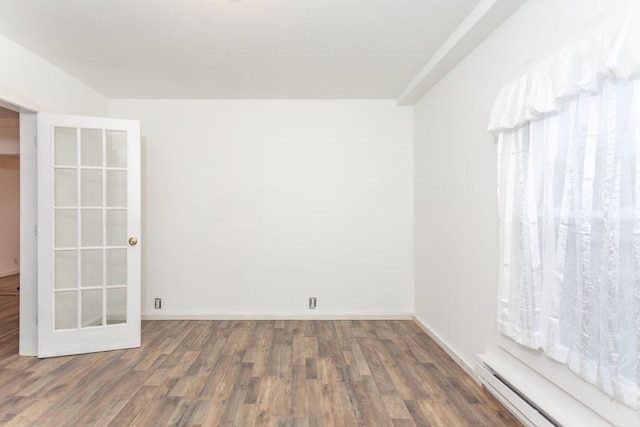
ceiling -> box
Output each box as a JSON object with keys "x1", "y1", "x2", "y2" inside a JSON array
[{"x1": 0, "y1": 0, "x2": 483, "y2": 99}]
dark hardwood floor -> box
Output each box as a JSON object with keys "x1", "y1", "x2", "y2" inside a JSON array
[
  {"x1": 0, "y1": 273, "x2": 20, "y2": 296},
  {"x1": 0, "y1": 274, "x2": 19, "y2": 363},
  {"x1": 0, "y1": 275, "x2": 521, "y2": 426}
]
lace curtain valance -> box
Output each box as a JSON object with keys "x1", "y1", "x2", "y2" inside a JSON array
[{"x1": 488, "y1": 4, "x2": 640, "y2": 134}]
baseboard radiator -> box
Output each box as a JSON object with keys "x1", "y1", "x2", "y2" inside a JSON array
[{"x1": 475, "y1": 357, "x2": 560, "y2": 427}]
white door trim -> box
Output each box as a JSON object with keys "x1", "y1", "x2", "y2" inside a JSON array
[{"x1": 19, "y1": 112, "x2": 38, "y2": 356}]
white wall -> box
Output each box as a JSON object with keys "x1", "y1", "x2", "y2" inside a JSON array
[
  {"x1": 0, "y1": 33, "x2": 108, "y2": 115},
  {"x1": 0, "y1": 156, "x2": 20, "y2": 277},
  {"x1": 413, "y1": 0, "x2": 639, "y2": 425},
  {"x1": 110, "y1": 100, "x2": 413, "y2": 318}
]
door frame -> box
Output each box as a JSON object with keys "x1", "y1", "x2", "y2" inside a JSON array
[
  {"x1": 20, "y1": 111, "x2": 38, "y2": 356},
  {"x1": 1, "y1": 96, "x2": 40, "y2": 356}
]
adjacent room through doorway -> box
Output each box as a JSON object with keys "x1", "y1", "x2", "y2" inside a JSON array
[{"x1": 0, "y1": 106, "x2": 20, "y2": 355}]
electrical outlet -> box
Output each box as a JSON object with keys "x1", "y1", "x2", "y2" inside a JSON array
[
  {"x1": 308, "y1": 297, "x2": 317, "y2": 309},
  {"x1": 154, "y1": 298, "x2": 162, "y2": 309}
]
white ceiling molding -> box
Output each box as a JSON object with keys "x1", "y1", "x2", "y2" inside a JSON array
[{"x1": 396, "y1": 0, "x2": 526, "y2": 106}]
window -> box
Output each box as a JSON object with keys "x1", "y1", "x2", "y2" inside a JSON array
[{"x1": 489, "y1": 5, "x2": 640, "y2": 408}]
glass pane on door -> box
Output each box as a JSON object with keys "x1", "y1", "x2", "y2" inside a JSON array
[
  {"x1": 106, "y1": 130, "x2": 127, "y2": 168},
  {"x1": 106, "y1": 171, "x2": 127, "y2": 207},
  {"x1": 107, "y1": 288, "x2": 127, "y2": 325},
  {"x1": 54, "y1": 169, "x2": 77, "y2": 206},
  {"x1": 81, "y1": 210, "x2": 103, "y2": 247},
  {"x1": 81, "y1": 289, "x2": 103, "y2": 327},
  {"x1": 106, "y1": 249, "x2": 127, "y2": 285},
  {"x1": 106, "y1": 210, "x2": 127, "y2": 246},
  {"x1": 81, "y1": 250, "x2": 103, "y2": 287},
  {"x1": 81, "y1": 129, "x2": 102, "y2": 167},
  {"x1": 54, "y1": 210, "x2": 77, "y2": 248},
  {"x1": 81, "y1": 170, "x2": 103, "y2": 207},
  {"x1": 54, "y1": 251, "x2": 77, "y2": 290},
  {"x1": 55, "y1": 291, "x2": 77, "y2": 330},
  {"x1": 54, "y1": 127, "x2": 77, "y2": 166}
]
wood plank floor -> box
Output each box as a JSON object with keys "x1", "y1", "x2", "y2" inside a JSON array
[
  {"x1": 0, "y1": 273, "x2": 20, "y2": 296},
  {"x1": 0, "y1": 278, "x2": 521, "y2": 426}
]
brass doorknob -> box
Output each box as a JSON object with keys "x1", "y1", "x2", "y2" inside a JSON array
[{"x1": 128, "y1": 237, "x2": 138, "y2": 246}]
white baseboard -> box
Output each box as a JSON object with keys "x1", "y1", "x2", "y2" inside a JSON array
[
  {"x1": 412, "y1": 314, "x2": 476, "y2": 379},
  {"x1": 142, "y1": 312, "x2": 414, "y2": 321}
]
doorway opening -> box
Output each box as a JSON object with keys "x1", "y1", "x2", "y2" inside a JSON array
[{"x1": 0, "y1": 106, "x2": 20, "y2": 354}]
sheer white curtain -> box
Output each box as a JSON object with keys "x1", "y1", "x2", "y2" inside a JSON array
[{"x1": 489, "y1": 3, "x2": 640, "y2": 408}]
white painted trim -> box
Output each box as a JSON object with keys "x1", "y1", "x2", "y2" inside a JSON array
[
  {"x1": 412, "y1": 314, "x2": 476, "y2": 379},
  {"x1": 142, "y1": 313, "x2": 414, "y2": 321},
  {"x1": 19, "y1": 112, "x2": 37, "y2": 357},
  {"x1": 396, "y1": 0, "x2": 526, "y2": 105}
]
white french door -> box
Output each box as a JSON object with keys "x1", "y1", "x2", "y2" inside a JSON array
[{"x1": 37, "y1": 113, "x2": 141, "y2": 358}]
